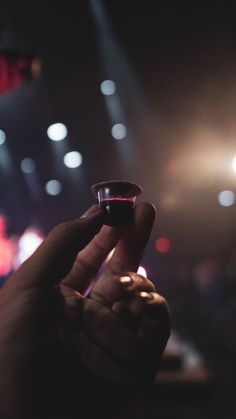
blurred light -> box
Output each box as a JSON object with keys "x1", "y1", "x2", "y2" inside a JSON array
[
  {"x1": 155, "y1": 237, "x2": 171, "y2": 254},
  {"x1": 0, "y1": 214, "x2": 15, "y2": 276},
  {"x1": 161, "y1": 194, "x2": 179, "y2": 210},
  {"x1": 47, "y1": 123, "x2": 68, "y2": 141},
  {"x1": 100, "y1": 79, "x2": 116, "y2": 95},
  {"x1": 45, "y1": 180, "x2": 62, "y2": 196},
  {"x1": 232, "y1": 155, "x2": 236, "y2": 173},
  {"x1": 0, "y1": 52, "x2": 38, "y2": 94},
  {"x1": 18, "y1": 228, "x2": 44, "y2": 265},
  {"x1": 0, "y1": 129, "x2": 6, "y2": 145},
  {"x1": 137, "y1": 266, "x2": 147, "y2": 278},
  {"x1": 105, "y1": 248, "x2": 115, "y2": 264},
  {"x1": 31, "y1": 58, "x2": 42, "y2": 78},
  {"x1": 218, "y1": 190, "x2": 235, "y2": 207},
  {"x1": 63, "y1": 151, "x2": 83, "y2": 168},
  {"x1": 20, "y1": 157, "x2": 36, "y2": 174},
  {"x1": 111, "y1": 123, "x2": 127, "y2": 140}
]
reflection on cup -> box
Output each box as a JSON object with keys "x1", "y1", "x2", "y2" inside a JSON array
[{"x1": 92, "y1": 180, "x2": 142, "y2": 226}]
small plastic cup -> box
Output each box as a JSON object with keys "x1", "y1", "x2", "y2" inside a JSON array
[{"x1": 91, "y1": 180, "x2": 142, "y2": 226}]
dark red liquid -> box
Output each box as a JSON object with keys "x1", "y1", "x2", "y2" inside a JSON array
[{"x1": 101, "y1": 199, "x2": 134, "y2": 226}]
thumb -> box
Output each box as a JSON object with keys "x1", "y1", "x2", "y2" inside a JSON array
[{"x1": 12, "y1": 205, "x2": 106, "y2": 288}]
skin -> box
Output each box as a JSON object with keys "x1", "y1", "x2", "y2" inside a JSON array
[{"x1": 0, "y1": 203, "x2": 171, "y2": 419}]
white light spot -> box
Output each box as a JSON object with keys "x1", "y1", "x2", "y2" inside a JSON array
[
  {"x1": 20, "y1": 158, "x2": 36, "y2": 174},
  {"x1": 218, "y1": 190, "x2": 235, "y2": 207},
  {"x1": 232, "y1": 155, "x2": 236, "y2": 173},
  {"x1": 45, "y1": 180, "x2": 62, "y2": 196},
  {"x1": 0, "y1": 130, "x2": 6, "y2": 145},
  {"x1": 100, "y1": 80, "x2": 116, "y2": 95},
  {"x1": 137, "y1": 266, "x2": 147, "y2": 278},
  {"x1": 63, "y1": 151, "x2": 83, "y2": 168},
  {"x1": 47, "y1": 123, "x2": 68, "y2": 141},
  {"x1": 140, "y1": 291, "x2": 150, "y2": 298},
  {"x1": 105, "y1": 248, "x2": 115, "y2": 263},
  {"x1": 111, "y1": 123, "x2": 127, "y2": 140},
  {"x1": 18, "y1": 229, "x2": 44, "y2": 264}
]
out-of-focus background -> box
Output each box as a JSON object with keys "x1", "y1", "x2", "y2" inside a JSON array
[{"x1": 0, "y1": 1, "x2": 236, "y2": 417}]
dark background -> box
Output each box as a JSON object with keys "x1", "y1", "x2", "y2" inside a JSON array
[
  {"x1": 0, "y1": 1, "x2": 236, "y2": 417},
  {"x1": 1, "y1": 1, "x2": 236, "y2": 256}
]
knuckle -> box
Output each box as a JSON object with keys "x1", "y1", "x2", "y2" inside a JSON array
[
  {"x1": 126, "y1": 272, "x2": 156, "y2": 289},
  {"x1": 152, "y1": 293, "x2": 171, "y2": 314},
  {"x1": 50, "y1": 220, "x2": 78, "y2": 237}
]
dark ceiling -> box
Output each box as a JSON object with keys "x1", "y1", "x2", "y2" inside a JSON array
[{"x1": 1, "y1": 0, "x2": 236, "y2": 270}]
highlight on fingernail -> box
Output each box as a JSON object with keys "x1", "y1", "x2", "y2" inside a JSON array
[
  {"x1": 120, "y1": 275, "x2": 132, "y2": 285},
  {"x1": 139, "y1": 291, "x2": 153, "y2": 299},
  {"x1": 81, "y1": 205, "x2": 102, "y2": 218}
]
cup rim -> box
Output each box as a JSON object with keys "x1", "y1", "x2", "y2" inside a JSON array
[{"x1": 91, "y1": 180, "x2": 143, "y2": 198}]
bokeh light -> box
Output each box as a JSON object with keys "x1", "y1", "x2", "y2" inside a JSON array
[
  {"x1": 17, "y1": 228, "x2": 44, "y2": 265},
  {"x1": 47, "y1": 123, "x2": 68, "y2": 141},
  {"x1": 111, "y1": 123, "x2": 127, "y2": 140},
  {"x1": 45, "y1": 180, "x2": 62, "y2": 196},
  {"x1": 100, "y1": 79, "x2": 116, "y2": 95},
  {"x1": 0, "y1": 130, "x2": 6, "y2": 146},
  {"x1": 232, "y1": 155, "x2": 236, "y2": 173},
  {"x1": 155, "y1": 237, "x2": 171, "y2": 254},
  {"x1": 63, "y1": 151, "x2": 83, "y2": 168},
  {"x1": 20, "y1": 157, "x2": 36, "y2": 174},
  {"x1": 218, "y1": 190, "x2": 235, "y2": 207}
]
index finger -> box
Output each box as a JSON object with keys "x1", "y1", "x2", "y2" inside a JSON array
[
  {"x1": 8, "y1": 205, "x2": 106, "y2": 289},
  {"x1": 61, "y1": 224, "x2": 124, "y2": 294},
  {"x1": 61, "y1": 203, "x2": 155, "y2": 296}
]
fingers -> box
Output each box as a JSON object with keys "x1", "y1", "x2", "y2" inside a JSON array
[
  {"x1": 61, "y1": 224, "x2": 124, "y2": 295},
  {"x1": 88, "y1": 202, "x2": 155, "y2": 296},
  {"x1": 90, "y1": 272, "x2": 156, "y2": 307},
  {"x1": 62, "y1": 201, "x2": 155, "y2": 295},
  {"x1": 90, "y1": 271, "x2": 171, "y2": 344},
  {"x1": 106, "y1": 202, "x2": 155, "y2": 276},
  {"x1": 111, "y1": 274, "x2": 171, "y2": 349},
  {"x1": 10, "y1": 205, "x2": 106, "y2": 288}
]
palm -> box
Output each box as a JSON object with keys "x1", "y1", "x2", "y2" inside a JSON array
[
  {"x1": 64, "y1": 266, "x2": 170, "y2": 385},
  {"x1": 0, "y1": 203, "x2": 171, "y2": 419},
  {"x1": 60, "y1": 204, "x2": 171, "y2": 384}
]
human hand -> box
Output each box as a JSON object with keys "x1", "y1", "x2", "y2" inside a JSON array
[{"x1": 0, "y1": 203, "x2": 170, "y2": 419}]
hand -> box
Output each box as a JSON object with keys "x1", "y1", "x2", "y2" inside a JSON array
[{"x1": 0, "y1": 203, "x2": 170, "y2": 419}]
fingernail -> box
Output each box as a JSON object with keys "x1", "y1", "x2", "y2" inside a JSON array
[
  {"x1": 81, "y1": 205, "x2": 103, "y2": 218},
  {"x1": 120, "y1": 275, "x2": 133, "y2": 285},
  {"x1": 139, "y1": 291, "x2": 153, "y2": 299}
]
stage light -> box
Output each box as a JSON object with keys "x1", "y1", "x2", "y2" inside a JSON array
[
  {"x1": 45, "y1": 179, "x2": 62, "y2": 196},
  {"x1": 0, "y1": 51, "x2": 41, "y2": 94},
  {"x1": 0, "y1": 129, "x2": 6, "y2": 145},
  {"x1": 47, "y1": 123, "x2": 68, "y2": 141},
  {"x1": 63, "y1": 151, "x2": 83, "y2": 168},
  {"x1": 111, "y1": 123, "x2": 127, "y2": 140},
  {"x1": 100, "y1": 79, "x2": 116, "y2": 95},
  {"x1": 232, "y1": 155, "x2": 236, "y2": 173},
  {"x1": 20, "y1": 157, "x2": 36, "y2": 174},
  {"x1": 155, "y1": 237, "x2": 171, "y2": 254},
  {"x1": 137, "y1": 266, "x2": 147, "y2": 278},
  {"x1": 218, "y1": 190, "x2": 235, "y2": 207},
  {"x1": 17, "y1": 228, "x2": 44, "y2": 265}
]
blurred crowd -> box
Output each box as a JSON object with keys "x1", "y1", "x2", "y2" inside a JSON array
[{"x1": 162, "y1": 252, "x2": 236, "y2": 383}]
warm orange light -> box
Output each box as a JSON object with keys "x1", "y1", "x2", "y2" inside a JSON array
[{"x1": 232, "y1": 155, "x2": 236, "y2": 173}]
